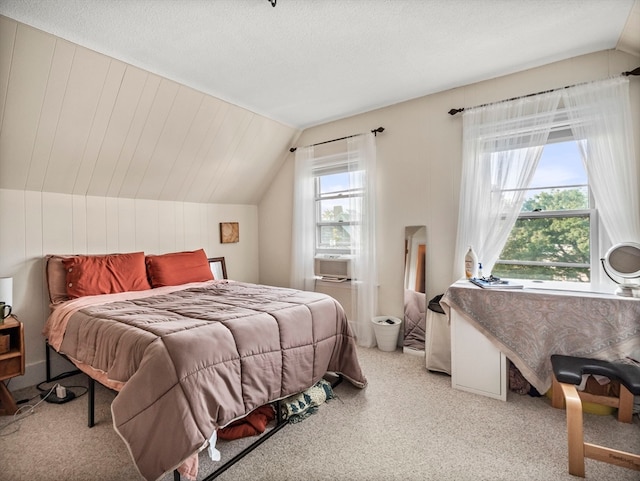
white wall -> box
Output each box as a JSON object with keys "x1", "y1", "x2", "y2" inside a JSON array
[
  {"x1": 258, "y1": 50, "x2": 640, "y2": 320},
  {"x1": 0, "y1": 188, "x2": 258, "y2": 390}
]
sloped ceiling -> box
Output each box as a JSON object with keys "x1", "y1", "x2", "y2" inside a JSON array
[
  {"x1": 0, "y1": 1, "x2": 638, "y2": 204},
  {"x1": 0, "y1": 16, "x2": 297, "y2": 204}
]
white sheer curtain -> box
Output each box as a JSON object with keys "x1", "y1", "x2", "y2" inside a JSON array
[
  {"x1": 454, "y1": 92, "x2": 562, "y2": 277},
  {"x1": 562, "y1": 77, "x2": 640, "y2": 246},
  {"x1": 290, "y1": 145, "x2": 316, "y2": 292},
  {"x1": 289, "y1": 133, "x2": 378, "y2": 347},
  {"x1": 347, "y1": 133, "x2": 377, "y2": 347}
]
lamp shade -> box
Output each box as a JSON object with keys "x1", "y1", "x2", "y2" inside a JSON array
[{"x1": 0, "y1": 277, "x2": 13, "y2": 306}]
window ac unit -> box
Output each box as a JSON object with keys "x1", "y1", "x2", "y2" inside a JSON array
[{"x1": 314, "y1": 255, "x2": 353, "y2": 281}]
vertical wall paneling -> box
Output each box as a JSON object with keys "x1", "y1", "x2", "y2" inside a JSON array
[
  {"x1": 176, "y1": 99, "x2": 229, "y2": 202},
  {"x1": 201, "y1": 106, "x2": 254, "y2": 202},
  {"x1": 2, "y1": 17, "x2": 298, "y2": 203},
  {"x1": 0, "y1": 16, "x2": 17, "y2": 130},
  {"x1": 99, "y1": 67, "x2": 152, "y2": 198},
  {"x1": 87, "y1": 65, "x2": 147, "y2": 197},
  {"x1": 71, "y1": 194, "x2": 88, "y2": 254},
  {"x1": 25, "y1": 38, "x2": 75, "y2": 192},
  {"x1": 0, "y1": 189, "x2": 25, "y2": 274},
  {"x1": 160, "y1": 94, "x2": 219, "y2": 201},
  {"x1": 105, "y1": 196, "x2": 120, "y2": 253},
  {"x1": 41, "y1": 191, "x2": 73, "y2": 255},
  {"x1": 72, "y1": 60, "x2": 127, "y2": 195},
  {"x1": 136, "y1": 85, "x2": 203, "y2": 200},
  {"x1": 157, "y1": 200, "x2": 177, "y2": 255},
  {"x1": 174, "y1": 201, "x2": 186, "y2": 251},
  {"x1": 86, "y1": 196, "x2": 108, "y2": 254},
  {"x1": 117, "y1": 197, "x2": 136, "y2": 252},
  {"x1": 215, "y1": 117, "x2": 292, "y2": 203},
  {"x1": 0, "y1": 24, "x2": 55, "y2": 189},
  {"x1": 209, "y1": 115, "x2": 261, "y2": 201},
  {"x1": 183, "y1": 202, "x2": 203, "y2": 251},
  {"x1": 119, "y1": 79, "x2": 178, "y2": 199},
  {"x1": 134, "y1": 198, "x2": 160, "y2": 253},
  {"x1": 186, "y1": 104, "x2": 248, "y2": 203},
  {"x1": 1, "y1": 188, "x2": 260, "y2": 391},
  {"x1": 107, "y1": 73, "x2": 160, "y2": 198},
  {"x1": 43, "y1": 47, "x2": 111, "y2": 194},
  {"x1": 23, "y1": 190, "x2": 46, "y2": 364}
]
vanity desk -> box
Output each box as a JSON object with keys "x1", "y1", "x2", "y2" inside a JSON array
[{"x1": 440, "y1": 280, "x2": 640, "y2": 401}]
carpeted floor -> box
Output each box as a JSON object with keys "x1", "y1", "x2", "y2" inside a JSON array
[{"x1": 1, "y1": 346, "x2": 638, "y2": 481}]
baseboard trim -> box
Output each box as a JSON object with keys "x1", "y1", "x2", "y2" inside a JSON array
[{"x1": 8, "y1": 355, "x2": 77, "y2": 392}]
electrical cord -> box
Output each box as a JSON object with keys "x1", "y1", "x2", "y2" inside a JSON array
[
  {"x1": 36, "y1": 369, "x2": 88, "y2": 399},
  {"x1": 1, "y1": 369, "x2": 88, "y2": 435},
  {"x1": 0, "y1": 384, "x2": 56, "y2": 436},
  {"x1": 35, "y1": 369, "x2": 81, "y2": 392}
]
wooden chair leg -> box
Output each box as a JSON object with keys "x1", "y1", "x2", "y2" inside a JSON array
[
  {"x1": 0, "y1": 381, "x2": 18, "y2": 415},
  {"x1": 559, "y1": 382, "x2": 586, "y2": 477},
  {"x1": 617, "y1": 385, "x2": 634, "y2": 424},
  {"x1": 551, "y1": 374, "x2": 565, "y2": 409},
  {"x1": 583, "y1": 443, "x2": 640, "y2": 471}
]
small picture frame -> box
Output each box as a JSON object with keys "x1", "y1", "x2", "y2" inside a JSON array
[{"x1": 220, "y1": 222, "x2": 239, "y2": 243}]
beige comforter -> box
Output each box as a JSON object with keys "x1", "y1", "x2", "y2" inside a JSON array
[{"x1": 44, "y1": 281, "x2": 367, "y2": 481}]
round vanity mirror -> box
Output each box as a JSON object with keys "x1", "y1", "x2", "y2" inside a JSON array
[{"x1": 601, "y1": 242, "x2": 640, "y2": 297}]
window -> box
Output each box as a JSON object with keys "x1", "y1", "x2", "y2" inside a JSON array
[
  {"x1": 492, "y1": 135, "x2": 596, "y2": 282},
  {"x1": 314, "y1": 164, "x2": 363, "y2": 255},
  {"x1": 456, "y1": 77, "x2": 637, "y2": 290}
]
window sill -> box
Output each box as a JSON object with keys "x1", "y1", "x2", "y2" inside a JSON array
[{"x1": 314, "y1": 277, "x2": 355, "y2": 289}]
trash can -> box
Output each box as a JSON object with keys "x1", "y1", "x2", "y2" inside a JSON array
[{"x1": 371, "y1": 316, "x2": 402, "y2": 351}]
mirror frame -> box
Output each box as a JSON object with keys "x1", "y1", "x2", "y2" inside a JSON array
[
  {"x1": 403, "y1": 225, "x2": 427, "y2": 351},
  {"x1": 603, "y1": 242, "x2": 640, "y2": 279}
]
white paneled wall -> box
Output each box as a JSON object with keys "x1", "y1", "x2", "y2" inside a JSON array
[
  {"x1": 0, "y1": 18, "x2": 298, "y2": 205},
  {"x1": 0, "y1": 188, "x2": 258, "y2": 390}
]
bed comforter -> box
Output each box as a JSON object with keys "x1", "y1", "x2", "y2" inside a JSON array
[{"x1": 43, "y1": 280, "x2": 367, "y2": 481}]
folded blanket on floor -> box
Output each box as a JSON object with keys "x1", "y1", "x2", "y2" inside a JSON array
[
  {"x1": 217, "y1": 405, "x2": 276, "y2": 440},
  {"x1": 280, "y1": 379, "x2": 335, "y2": 423}
]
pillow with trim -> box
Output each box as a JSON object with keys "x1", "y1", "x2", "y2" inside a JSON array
[
  {"x1": 146, "y1": 248, "x2": 214, "y2": 288},
  {"x1": 46, "y1": 255, "x2": 77, "y2": 305}
]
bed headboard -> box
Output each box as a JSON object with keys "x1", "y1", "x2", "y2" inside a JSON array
[
  {"x1": 208, "y1": 257, "x2": 227, "y2": 280},
  {"x1": 46, "y1": 250, "x2": 222, "y2": 306}
]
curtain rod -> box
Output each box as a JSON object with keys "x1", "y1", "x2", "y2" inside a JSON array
[
  {"x1": 289, "y1": 127, "x2": 385, "y2": 153},
  {"x1": 447, "y1": 66, "x2": 640, "y2": 116}
]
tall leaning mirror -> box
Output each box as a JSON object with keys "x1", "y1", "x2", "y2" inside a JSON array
[{"x1": 403, "y1": 225, "x2": 426, "y2": 353}]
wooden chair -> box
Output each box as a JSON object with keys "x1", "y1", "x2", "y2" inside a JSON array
[{"x1": 550, "y1": 354, "x2": 640, "y2": 477}]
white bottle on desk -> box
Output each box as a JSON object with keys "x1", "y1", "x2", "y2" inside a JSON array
[{"x1": 464, "y1": 246, "x2": 478, "y2": 279}]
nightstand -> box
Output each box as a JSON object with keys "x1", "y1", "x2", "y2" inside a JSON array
[{"x1": 0, "y1": 316, "x2": 25, "y2": 415}]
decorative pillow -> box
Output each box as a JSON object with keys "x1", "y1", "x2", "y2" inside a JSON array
[
  {"x1": 46, "y1": 255, "x2": 77, "y2": 304},
  {"x1": 145, "y1": 249, "x2": 214, "y2": 288},
  {"x1": 62, "y1": 252, "x2": 151, "y2": 299}
]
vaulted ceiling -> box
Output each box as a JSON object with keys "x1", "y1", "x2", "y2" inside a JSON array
[{"x1": 0, "y1": 1, "x2": 638, "y2": 204}]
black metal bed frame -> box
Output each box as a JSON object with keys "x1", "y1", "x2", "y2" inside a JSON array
[{"x1": 45, "y1": 341, "x2": 342, "y2": 480}]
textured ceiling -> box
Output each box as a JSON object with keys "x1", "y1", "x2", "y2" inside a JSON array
[{"x1": 1, "y1": 0, "x2": 637, "y2": 129}]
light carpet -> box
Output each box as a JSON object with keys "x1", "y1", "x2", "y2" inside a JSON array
[{"x1": 1, "y1": 346, "x2": 638, "y2": 481}]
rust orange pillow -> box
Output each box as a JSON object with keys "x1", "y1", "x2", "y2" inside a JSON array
[
  {"x1": 63, "y1": 252, "x2": 151, "y2": 299},
  {"x1": 145, "y1": 249, "x2": 214, "y2": 288}
]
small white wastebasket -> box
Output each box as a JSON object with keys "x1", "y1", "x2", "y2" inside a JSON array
[{"x1": 371, "y1": 316, "x2": 402, "y2": 351}]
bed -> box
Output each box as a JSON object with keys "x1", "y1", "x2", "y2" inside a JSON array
[
  {"x1": 403, "y1": 289, "x2": 426, "y2": 350},
  {"x1": 42, "y1": 249, "x2": 367, "y2": 481}
]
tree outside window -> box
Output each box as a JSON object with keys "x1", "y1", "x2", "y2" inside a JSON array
[{"x1": 492, "y1": 139, "x2": 594, "y2": 282}]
